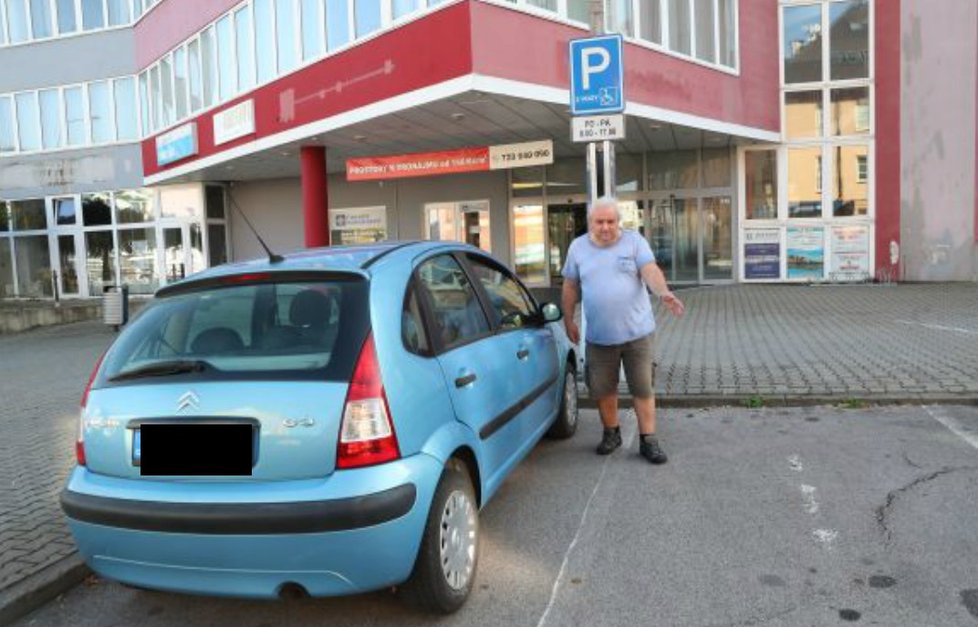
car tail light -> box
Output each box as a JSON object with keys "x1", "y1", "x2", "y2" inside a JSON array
[
  {"x1": 77, "y1": 351, "x2": 107, "y2": 466},
  {"x1": 337, "y1": 333, "x2": 400, "y2": 469}
]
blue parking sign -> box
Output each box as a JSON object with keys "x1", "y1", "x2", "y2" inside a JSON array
[{"x1": 569, "y1": 34, "x2": 625, "y2": 115}]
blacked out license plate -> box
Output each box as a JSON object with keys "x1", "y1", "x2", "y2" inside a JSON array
[{"x1": 134, "y1": 423, "x2": 254, "y2": 476}]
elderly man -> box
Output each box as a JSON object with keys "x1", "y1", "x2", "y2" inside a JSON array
[{"x1": 561, "y1": 196, "x2": 685, "y2": 464}]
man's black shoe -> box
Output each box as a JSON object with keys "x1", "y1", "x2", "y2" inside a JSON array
[
  {"x1": 639, "y1": 437, "x2": 668, "y2": 464},
  {"x1": 596, "y1": 427, "x2": 622, "y2": 455}
]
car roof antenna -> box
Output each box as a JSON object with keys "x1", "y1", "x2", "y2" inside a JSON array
[{"x1": 226, "y1": 186, "x2": 284, "y2": 264}]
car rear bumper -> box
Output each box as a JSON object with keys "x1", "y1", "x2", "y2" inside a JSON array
[{"x1": 61, "y1": 453, "x2": 442, "y2": 598}]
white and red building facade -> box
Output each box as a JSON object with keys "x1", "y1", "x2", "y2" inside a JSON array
[{"x1": 0, "y1": 0, "x2": 975, "y2": 298}]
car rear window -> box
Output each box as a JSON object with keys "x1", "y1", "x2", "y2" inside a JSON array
[{"x1": 98, "y1": 276, "x2": 370, "y2": 385}]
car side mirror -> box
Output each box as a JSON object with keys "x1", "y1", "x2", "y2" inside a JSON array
[{"x1": 540, "y1": 302, "x2": 562, "y2": 323}]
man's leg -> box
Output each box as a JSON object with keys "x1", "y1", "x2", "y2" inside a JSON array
[
  {"x1": 587, "y1": 342, "x2": 623, "y2": 454},
  {"x1": 622, "y1": 334, "x2": 667, "y2": 464}
]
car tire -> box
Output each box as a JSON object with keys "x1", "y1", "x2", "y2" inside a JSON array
[
  {"x1": 402, "y1": 459, "x2": 479, "y2": 614},
  {"x1": 546, "y1": 364, "x2": 579, "y2": 439}
]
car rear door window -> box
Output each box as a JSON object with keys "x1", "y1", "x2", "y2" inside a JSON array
[{"x1": 416, "y1": 255, "x2": 489, "y2": 351}]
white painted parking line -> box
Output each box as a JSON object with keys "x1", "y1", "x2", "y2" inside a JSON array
[
  {"x1": 895, "y1": 320, "x2": 978, "y2": 335},
  {"x1": 924, "y1": 405, "x2": 978, "y2": 450},
  {"x1": 536, "y1": 410, "x2": 638, "y2": 627}
]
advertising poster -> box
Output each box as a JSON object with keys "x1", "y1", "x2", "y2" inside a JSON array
[
  {"x1": 786, "y1": 226, "x2": 825, "y2": 279},
  {"x1": 329, "y1": 206, "x2": 388, "y2": 245},
  {"x1": 830, "y1": 225, "x2": 871, "y2": 280},
  {"x1": 743, "y1": 228, "x2": 781, "y2": 279}
]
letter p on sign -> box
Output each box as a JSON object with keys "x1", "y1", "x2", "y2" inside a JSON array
[{"x1": 581, "y1": 47, "x2": 610, "y2": 90}]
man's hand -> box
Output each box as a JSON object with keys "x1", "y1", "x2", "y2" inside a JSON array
[
  {"x1": 661, "y1": 292, "x2": 685, "y2": 318},
  {"x1": 565, "y1": 319, "x2": 581, "y2": 345}
]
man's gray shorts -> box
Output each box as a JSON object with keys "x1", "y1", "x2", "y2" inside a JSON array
[{"x1": 585, "y1": 333, "x2": 656, "y2": 399}]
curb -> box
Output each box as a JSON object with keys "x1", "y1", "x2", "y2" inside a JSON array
[
  {"x1": 0, "y1": 556, "x2": 89, "y2": 626},
  {"x1": 579, "y1": 394, "x2": 978, "y2": 409}
]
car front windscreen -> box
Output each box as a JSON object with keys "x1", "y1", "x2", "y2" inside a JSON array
[{"x1": 98, "y1": 276, "x2": 370, "y2": 385}]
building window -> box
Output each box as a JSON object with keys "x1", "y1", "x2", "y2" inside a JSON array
[
  {"x1": 0, "y1": 96, "x2": 16, "y2": 152},
  {"x1": 276, "y1": 0, "x2": 299, "y2": 73},
  {"x1": 856, "y1": 154, "x2": 867, "y2": 183},
  {"x1": 39, "y1": 88, "x2": 63, "y2": 150},
  {"x1": 694, "y1": 0, "x2": 716, "y2": 63},
  {"x1": 326, "y1": 0, "x2": 351, "y2": 50},
  {"x1": 829, "y1": 0, "x2": 868, "y2": 80},
  {"x1": 668, "y1": 0, "x2": 692, "y2": 55},
  {"x1": 744, "y1": 150, "x2": 777, "y2": 220},
  {"x1": 235, "y1": 7, "x2": 256, "y2": 92},
  {"x1": 15, "y1": 92, "x2": 40, "y2": 152},
  {"x1": 217, "y1": 15, "x2": 237, "y2": 100},
  {"x1": 29, "y1": 0, "x2": 53, "y2": 39},
  {"x1": 783, "y1": 4, "x2": 822, "y2": 84},
  {"x1": 64, "y1": 86, "x2": 86, "y2": 146},
  {"x1": 785, "y1": 90, "x2": 823, "y2": 139}
]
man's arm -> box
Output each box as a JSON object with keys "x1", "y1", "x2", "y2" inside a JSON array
[
  {"x1": 561, "y1": 277, "x2": 581, "y2": 344},
  {"x1": 639, "y1": 262, "x2": 685, "y2": 317}
]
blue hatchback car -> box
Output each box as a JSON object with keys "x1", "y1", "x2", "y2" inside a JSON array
[{"x1": 61, "y1": 241, "x2": 578, "y2": 613}]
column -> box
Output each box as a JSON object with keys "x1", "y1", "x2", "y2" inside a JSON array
[{"x1": 300, "y1": 146, "x2": 329, "y2": 248}]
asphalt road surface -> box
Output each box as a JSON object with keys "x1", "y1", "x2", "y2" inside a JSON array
[{"x1": 16, "y1": 404, "x2": 978, "y2": 627}]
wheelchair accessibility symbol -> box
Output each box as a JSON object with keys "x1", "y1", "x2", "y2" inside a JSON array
[{"x1": 599, "y1": 87, "x2": 619, "y2": 107}]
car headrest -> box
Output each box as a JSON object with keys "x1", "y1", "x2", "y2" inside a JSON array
[
  {"x1": 289, "y1": 289, "x2": 332, "y2": 328},
  {"x1": 191, "y1": 327, "x2": 244, "y2": 354}
]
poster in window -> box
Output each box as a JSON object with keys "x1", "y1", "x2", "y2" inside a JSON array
[
  {"x1": 743, "y1": 228, "x2": 781, "y2": 279},
  {"x1": 830, "y1": 224, "x2": 870, "y2": 281},
  {"x1": 329, "y1": 206, "x2": 388, "y2": 245},
  {"x1": 786, "y1": 226, "x2": 824, "y2": 279}
]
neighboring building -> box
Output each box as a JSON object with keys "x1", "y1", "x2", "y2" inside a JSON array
[{"x1": 0, "y1": 0, "x2": 975, "y2": 300}]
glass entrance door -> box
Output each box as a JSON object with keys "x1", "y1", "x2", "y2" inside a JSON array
[
  {"x1": 55, "y1": 234, "x2": 80, "y2": 297},
  {"x1": 647, "y1": 196, "x2": 733, "y2": 283},
  {"x1": 673, "y1": 197, "x2": 699, "y2": 282},
  {"x1": 163, "y1": 226, "x2": 186, "y2": 283},
  {"x1": 547, "y1": 202, "x2": 587, "y2": 282}
]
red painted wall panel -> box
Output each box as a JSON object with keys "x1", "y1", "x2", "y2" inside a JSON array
[
  {"x1": 135, "y1": 0, "x2": 243, "y2": 70},
  {"x1": 142, "y1": 5, "x2": 473, "y2": 177},
  {"x1": 874, "y1": 0, "x2": 900, "y2": 278},
  {"x1": 469, "y1": 0, "x2": 779, "y2": 133}
]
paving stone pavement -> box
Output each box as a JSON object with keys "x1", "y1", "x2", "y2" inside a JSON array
[{"x1": 1, "y1": 283, "x2": 977, "y2": 623}]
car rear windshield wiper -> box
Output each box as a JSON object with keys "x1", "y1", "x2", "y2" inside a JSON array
[{"x1": 108, "y1": 359, "x2": 213, "y2": 382}]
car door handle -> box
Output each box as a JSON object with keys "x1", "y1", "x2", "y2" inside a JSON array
[
  {"x1": 517, "y1": 348, "x2": 530, "y2": 360},
  {"x1": 455, "y1": 373, "x2": 477, "y2": 388}
]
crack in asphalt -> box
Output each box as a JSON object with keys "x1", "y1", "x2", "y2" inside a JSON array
[{"x1": 875, "y1": 466, "x2": 978, "y2": 546}]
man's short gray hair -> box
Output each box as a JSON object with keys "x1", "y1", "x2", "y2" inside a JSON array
[{"x1": 588, "y1": 196, "x2": 621, "y2": 219}]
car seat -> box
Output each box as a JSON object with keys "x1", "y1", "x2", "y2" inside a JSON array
[{"x1": 190, "y1": 327, "x2": 244, "y2": 354}]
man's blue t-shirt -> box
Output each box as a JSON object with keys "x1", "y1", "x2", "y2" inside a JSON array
[{"x1": 561, "y1": 230, "x2": 656, "y2": 346}]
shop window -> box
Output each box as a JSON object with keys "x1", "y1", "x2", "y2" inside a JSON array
[
  {"x1": 830, "y1": 87, "x2": 870, "y2": 136},
  {"x1": 785, "y1": 90, "x2": 822, "y2": 139},
  {"x1": 208, "y1": 224, "x2": 228, "y2": 266},
  {"x1": 783, "y1": 4, "x2": 822, "y2": 84},
  {"x1": 14, "y1": 236, "x2": 52, "y2": 297},
  {"x1": 118, "y1": 228, "x2": 158, "y2": 294},
  {"x1": 0, "y1": 239, "x2": 13, "y2": 297},
  {"x1": 11, "y1": 199, "x2": 46, "y2": 231},
  {"x1": 190, "y1": 223, "x2": 205, "y2": 274},
  {"x1": 703, "y1": 196, "x2": 733, "y2": 280},
  {"x1": 744, "y1": 150, "x2": 777, "y2": 220},
  {"x1": 787, "y1": 147, "x2": 822, "y2": 218},
  {"x1": 546, "y1": 158, "x2": 587, "y2": 196},
  {"x1": 424, "y1": 201, "x2": 491, "y2": 253},
  {"x1": 615, "y1": 153, "x2": 642, "y2": 193},
  {"x1": 648, "y1": 150, "x2": 697, "y2": 191},
  {"x1": 54, "y1": 197, "x2": 78, "y2": 225},
  {"x1": 82, "y1": 193, "x2": 113, "y2": 226},
  {"x1": 832, "y1": 145, "x2": 868, "y2": 216},
  {"x1": 829, "y1": 0, "x2": 868, "y2": 80},
  {"x1": 115, "y1": 189, "x2": 154, "y2": 224},
  {"x1": 0, "y1": 202, "x2": 10, "y2": 231},
  {"x1": 160, "y1": 184, "x2": 203, "y2": 219},
  {"x1": 85, "y1": 230, "x2": 116, "y2": 294},
  {"x1": 512, "y1": 204, "x2": 545, "y2": 285},
  {"x1": 702, "y1": 147, "x2": 731, "y2": 188}
]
